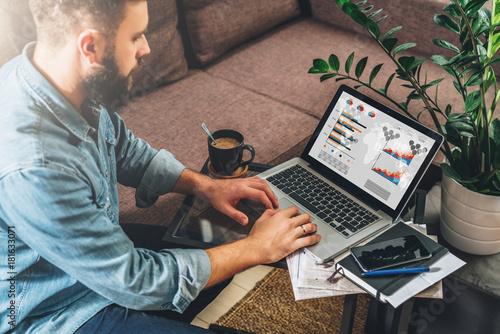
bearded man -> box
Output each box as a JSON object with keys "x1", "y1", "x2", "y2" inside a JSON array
[{"x1": 0, "y1": 1, "x2": 320, "y2": 333}]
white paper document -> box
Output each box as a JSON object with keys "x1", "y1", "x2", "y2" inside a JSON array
[{"x1": 286, "y1": 223, "x2": 463, "y2": 306}]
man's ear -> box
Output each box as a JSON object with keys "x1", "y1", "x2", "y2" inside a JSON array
[{"x1": 77, "y1": 30, "x2": 106, "y2": 66}]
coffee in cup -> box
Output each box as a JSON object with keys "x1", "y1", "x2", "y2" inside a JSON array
[{"x1": 208, "y1": 129, "x2": 255, "y2": 176}]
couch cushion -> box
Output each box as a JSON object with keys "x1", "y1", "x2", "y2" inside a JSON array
[
  {"x1": 206, "y1": 18, "x2": 465, "y2": 126},
  {"x1": 117, "y1": 70, "x2": 317, "y2": 223},
  {"x1": 180, "y1": 0, "x2": 301, "y2": 67},
  {"x1": 0, "y1": 0, "x2": 36, "y2": 68},
  {"x1": 130, "y1": 0, "x2": 188, "y2": 95},
  {"x1": 309, "y1": 0, "x2": 471, "y2": 59}
]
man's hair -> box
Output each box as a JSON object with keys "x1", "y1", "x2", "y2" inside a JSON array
[{"x1": 29, "y1": 0, "x2": 138, "y2": 47}]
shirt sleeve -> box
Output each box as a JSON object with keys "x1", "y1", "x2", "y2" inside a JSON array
[
  {"x1": 110, "y1": 112, "x2": 186, "y2": 208},
  {"x1": 0, "y1": 167, "x2": 211, "y2": 313}
]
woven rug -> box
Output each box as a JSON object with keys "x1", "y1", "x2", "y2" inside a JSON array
[{"x1": 214, "y1": 268, "x2": 369, "y2": 334}]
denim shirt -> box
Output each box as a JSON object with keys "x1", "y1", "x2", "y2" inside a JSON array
[{"x1": 0, "y1": 43, "x2": 211, "y2": 333}]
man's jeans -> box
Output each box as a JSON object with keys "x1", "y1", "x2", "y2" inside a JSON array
[{"x1": 76, "y1": 224, "x2": 230, "y2": 333}]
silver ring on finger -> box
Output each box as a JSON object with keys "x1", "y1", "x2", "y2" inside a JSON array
[{"x1": 301, "y1": 225, "x2": 306, "y2": 235}]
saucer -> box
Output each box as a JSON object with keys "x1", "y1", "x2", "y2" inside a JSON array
[{"x1": 208, "y1": 161, "x2": 249, "y2": 179}]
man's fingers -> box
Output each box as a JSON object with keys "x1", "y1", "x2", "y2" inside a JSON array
[
  {"x1": 222, "y1": 205, "x2": 250, "y2": 225},
  {"x1": 247, "y1": 177, "x2": 279, "y2": 208},
  {"x1": 294, "y1": 233, "x2": 321, "y2": 249},
  {"x1": 296, "y1": 222, "x2": 318, "y2": 237},
  {"x1": 260, "y1": 208, "x2": 278, "y2": 220}
]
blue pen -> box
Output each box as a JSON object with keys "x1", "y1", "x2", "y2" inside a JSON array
[{"x1": 361, "y1": 266, "x2": 430, "y2": 276}]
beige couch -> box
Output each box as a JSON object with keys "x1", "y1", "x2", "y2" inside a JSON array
[{"x1": 1, "y1": 0, "x2": 460, "y2": 225}]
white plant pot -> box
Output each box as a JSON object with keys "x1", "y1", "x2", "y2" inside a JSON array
[{"x1": 440, "y1": 173, "x2": 500, "y2": 255}]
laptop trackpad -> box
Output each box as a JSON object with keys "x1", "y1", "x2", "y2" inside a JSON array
[
  {"x1": 278, "y1": 198, "x2": 315, "y2": 222},
  {"x1": 278, "y1": 197, "x2": 294, "y2": 210}
]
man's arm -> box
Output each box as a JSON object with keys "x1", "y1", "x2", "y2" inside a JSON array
[{"x1": 0, "y1": 168, "x2": 210, "y2": 313}]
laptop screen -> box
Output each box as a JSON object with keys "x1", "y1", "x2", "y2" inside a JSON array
[{"x1": 302, "y1": 85, "x2": 443, "y2": 217}]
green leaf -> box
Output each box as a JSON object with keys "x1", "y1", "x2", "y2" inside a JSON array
[
  {"x1": 366, "y1": 20, "x2": 381, "y2": 38},
  {"x1": 464, "y1": 0, "x2": 488, "y2": 17},
  {"x1": 486, "y1": 57, "x2": 500, "y2": 67},
  {"x1": 381, "y1": 26, "x2": 403, "y2": 42},
  {"x1": 398, "y1": 56, "x2": 415, "y2": 71},
  {"x1": 465, "y1": 73, "x2": 483, "y2": 86},
  {"x1": 367, "y1": 9, "x2": 383, "y2": 20},
  {"x1": 312, "y1": 59, "x2": 329, "y2": 73},
  {"x1": 445, "y1": 104, "x2": 452, "y2": 116},
  {"x1": 465, "y1": 90, "x2": 482, "y2": 113},
  {"x1": 451, "y1": 55, "x2": 481, "y2": 68},
  {"x1": 308, "y1": 67, "x2": 323, "y2": 74},
  {"x1": 384, "y1": 73, "x2": 396, "y2": 95},
  {"x1": 432, "y1": 39, "x2": 460, "y2": 53},
  {"x1": 320, "y1": 73, "x2": 338, "y2": 82},
  {"x1": 408, "y1": 92, "x2": 422, "y2": 100},
  {"x1": 393, "y1": 43, "x2": 417, "y2": 55},
  {"x1": 473, "y1": 9, "x2": 490, "y2": 37},
  {"x1": 490, "y1": 118, "x2": 500, "y2": 146},
  {"x1": 421, "y1": 78, "x2": 445, "y2": 90},
  {"x1": 345, "y1": 52, "x2": 355, "y2": 75},
  {"x1": 382, "y1": 38, "x2": 398, "y2": 53},
  {"x1": 458, "y1": 131, "x2": 475, "y2": 138},
  {"x1": 443, "y1": 4, "x2": 460, "y2": 18},
  {"x1": 361, "y1": 5, "x2": 374, "y2": 13},
  {"x1": 375, "y1": 15, "x2": 388, "y2": 24},
  {"x1": 430, "y1": 54, "x2": 450, "y2": 66},
  {"x1": 409, "y1": 58, "x2": 427, "y2": 71},
  {"x1": 355, "y1": 57, "x2": 368, "y2": 79},
  {"x1": 441, "y1": 163, "x2": 463, "y2": 182},
  {"x1": 328, "y1": 54, "x2": 340, "y2": 72},
  {"x1": 449, "y1": 121, "x2": 474, "y2": 132},
  {"x1": 434, "y1": 14, "x2": 460, "y2": 34},
  {"x1": 369, "y1": 64, "x2": 383, "y2": 84}
]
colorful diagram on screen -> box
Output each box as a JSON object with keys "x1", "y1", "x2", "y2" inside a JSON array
[
  {"x1": 381, "y1": 126, "x2": 428, "y2": 166},
  {"x1": 371, "y1": 167, "x2": 405, "y2": 185},
  {"x1": 357, "y1": 104, "x2": 364, "y2": 111},
  {"x1": 347, "y1": 99, "x2": 353, "y2": 105},
  {"x1": 382, "y1": 148, "x2": 415, "y2": 165},
  {"x1": 368, "y1": 111, "x2": 375, "y2": 118},
  {"x1": 326, "y1": 110, "x2": 366, "y2": 151}
]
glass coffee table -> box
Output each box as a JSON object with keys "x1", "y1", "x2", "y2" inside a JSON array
[{"x1": 163, "y1": 158, "x2": 430, "y2": 333}]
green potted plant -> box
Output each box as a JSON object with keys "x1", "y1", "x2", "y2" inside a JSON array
[{"x1": 308, "y1": 0, "x2": 500, "y2": 254}]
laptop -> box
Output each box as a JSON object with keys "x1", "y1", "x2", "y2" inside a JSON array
[{"x1": 257, "y1": 85, "x2": 443, "y2": 263}]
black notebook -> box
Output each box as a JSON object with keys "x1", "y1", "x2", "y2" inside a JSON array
[{"x1": 335, "y1": 222, "x2": 448, "y2": 302}]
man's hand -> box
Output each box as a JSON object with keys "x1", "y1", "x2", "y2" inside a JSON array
[
  {"x1": 172, "y1": 169, "x2": 279, "y2": 226},
  {"x1": 199, "y1": 176, "x2": 279, "y2": 226},
  {"x1": 204, "y1": 206, "x2": 321, "y2": 287},
  {"x1": 246, "y1": 207, "x2": 321, "y2": 263}
]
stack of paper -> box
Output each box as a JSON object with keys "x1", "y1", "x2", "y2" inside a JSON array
[{"x1": 286, "y1": 223, "x2": 465, "y2": 308}]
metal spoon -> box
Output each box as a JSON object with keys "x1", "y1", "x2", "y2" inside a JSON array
[{"x1": 201, "y1": 123, "x2": 218, "y2": 145}]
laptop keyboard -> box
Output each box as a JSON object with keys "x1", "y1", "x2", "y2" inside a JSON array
[{"x1": 266, "y1": 164, "x2": 380, "y2": 238}]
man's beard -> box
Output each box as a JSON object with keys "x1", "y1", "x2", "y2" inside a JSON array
[{"x1": 83, "y1": 49, "x2": 143, "y2": 110}]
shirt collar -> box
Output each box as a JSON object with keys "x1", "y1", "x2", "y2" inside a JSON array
[{"x1": 19, "y1": 42, "x2": 93, "y2": 143}]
